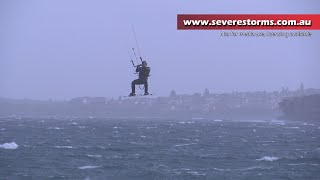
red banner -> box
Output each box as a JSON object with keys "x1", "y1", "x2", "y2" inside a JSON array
[{"x1": 177, "y1": 14, "x2": 320, "y2": 30}]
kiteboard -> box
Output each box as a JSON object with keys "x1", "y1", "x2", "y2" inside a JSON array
[{"x1": 123, "y1": 93, "x2": 155, "y2": 98}]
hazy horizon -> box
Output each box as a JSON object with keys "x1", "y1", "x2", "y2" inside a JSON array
[{"x1": 1, "y1": 0, "x2": 320, "y2": 100}]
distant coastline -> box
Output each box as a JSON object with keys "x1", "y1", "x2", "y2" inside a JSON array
[
  {"x1": 279, "y1": 94, "x2": 320, "y2": 121},
  {"x1": 1, "y1": 87, "x2": 319, "y2": 121}
]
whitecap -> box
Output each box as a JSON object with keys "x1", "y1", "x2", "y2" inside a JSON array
[
  {"x1": 0, "y1": 142, "x2": 19, "y2": 149},
  {"x1": 256, "y1": 156, "x2": 279, "y2": 161},
  {"x1": 302, "y1": 123, "x2": 314, "y2": 126},
  {"x1": 239, "y1": 166, "x2": 272, "y2": 171},
  {"x1": 48, "y1": 127, "x2": 63, "y2": 130},
  {"x1": 180, "y1": 168, "x2": 191, "y2": 171},
  {"x1": 68, "y1": 122, "x2": 78, "y2": 125},
  {"x1": 262, "y1": 141, "x2": 275, "y2": 143},
  {"x1": 86, "y1": 154, "x2": 102, "y2": 158},
  {"x1": 98, "y1": 146, "x2": 106, "y2": 149},
  {"x1": 287, "y1": 163, "x2": 318, "y2": 166},
  {"x1": 288, "y1": 163, "x2": 307, "y2": 166},
  {"x1": 178, "y1": 122, "x2": 186, "y2": 124},
  {"x1": 78, "y1": 165, "x2": 101, "y2": 170},
  {"x1": 175, "y1": 143, "x2": 196, "y2": 147},
  {"x1": 187, "y1": 171, "x2": 206, "y2": 176},
  {"x1": 135, "y1": 153, "x2": 141, "y2": 157},
  {"x1": 248, "y1": 120, "x2": 267, "y2": 123},
  {"x1": 0, "y1": 128, "x2": 5, "y2": 131},
  {"x1": 270, "y1": 119, "x2": 285, "y2": 124},
  {"x1": 212, "y1": 168, "x2": 230, "y2": 172},
  {"x1": 213, "y1": 119, "x2": 223, "y2": 122},
  {"x1": 130, "y1": 142, "x2": 146, "y2": 145},
  {"x1": 213, "y1": 166, "x2": 271, "y2": 172},
  {"x1": 270, "y1": 120, "x2": 286, "y2": 126},
  {"x1": 106, "y1": 155, "x2": 121, "y2": 159},
  {"x1": 54, "y1": 146, "x2": 73, "y2": 149},
  {"x1": 285, "y1": 127, "x2": 300, "y2": 129}
]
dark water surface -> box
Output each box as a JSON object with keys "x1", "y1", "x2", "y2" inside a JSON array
[{"x1": 0, "y1": 117, "x2": 319, "y2": 179}]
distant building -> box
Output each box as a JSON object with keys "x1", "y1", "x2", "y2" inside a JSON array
[
  {"x1": 170, "y1": 90, "x2": 177, "y2": 98},
  {"x1": 203, "y1": 88, "x2": 210, "y2": 97},
  {"x1": 299, "y1": 83, "x2": 305, "y2": 95}
]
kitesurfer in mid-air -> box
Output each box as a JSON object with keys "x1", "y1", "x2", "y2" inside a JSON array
[{"x1": 129, "y1": 60, "x2": 150, "y2": 96}]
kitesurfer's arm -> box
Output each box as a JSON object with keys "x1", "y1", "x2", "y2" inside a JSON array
[
  {"x1": 136, "y1": 65, "x2": 142, "y2": 72},
  {"x1": 146, "y1": 67, "x2": 150, "y2": 75}
]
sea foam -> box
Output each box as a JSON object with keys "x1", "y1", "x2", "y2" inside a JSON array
[
  {"x1": 86, "y1": 154, "x2": 102, "y2": 158},
  {"x1": 78, "y1": 165, "x2": 101, "y2": 170},
  {"x1": 54, "y1": 146, "x2": 73, "y2": 149},
  {"x1": 256, "y1": 156, "x2": 279, "y2": 161},
  {"x1": 0, "y1": 142, "x2": 19, "y2": 149}
]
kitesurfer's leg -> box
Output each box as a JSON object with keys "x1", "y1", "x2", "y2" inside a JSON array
[
  {"x1": 131, "y1": 79, "x2": 139, "y2": 96},
  {"x1": 144, "y1": 81, "x2": 149, "y2": 95}
]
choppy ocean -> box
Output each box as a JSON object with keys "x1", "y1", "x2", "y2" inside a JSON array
[{"x1": 0, "y1": 117, "x2": 319, "y2": 180}]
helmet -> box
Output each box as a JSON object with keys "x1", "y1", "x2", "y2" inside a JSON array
[{"x1": 142, "y1": 61, "x2": 147, "y2": 65}]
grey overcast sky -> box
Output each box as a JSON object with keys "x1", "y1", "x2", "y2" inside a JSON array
[{"x1": 1, "y1": 0, "x2": 319, "y2": 100}]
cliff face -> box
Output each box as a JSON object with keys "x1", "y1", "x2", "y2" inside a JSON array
[{"x1": 279, "y1": 94, "x2": 320, "y2": 121}]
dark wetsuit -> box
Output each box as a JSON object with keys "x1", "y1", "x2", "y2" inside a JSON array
[{"x1": 131, "y1": 65, "x2": 150, "y2": 94}]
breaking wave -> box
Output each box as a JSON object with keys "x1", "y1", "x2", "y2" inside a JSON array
[
  {"x1": 256, "y1": 156, "x2": 279, "y2": 161},
  {"x1": 78, "y1": 165, "x2": 101, "y2": 170},
  {"x1": 0, "y1": 142, "x2": 19, "y2": 149}
]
